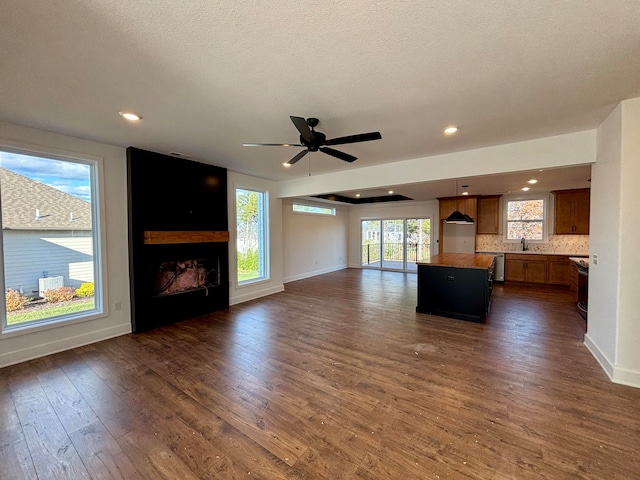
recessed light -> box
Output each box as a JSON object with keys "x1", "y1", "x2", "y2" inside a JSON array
[
  {"x1": 388, "y1": 190, "x2": 394, "y2": 194},
  {"x1": 528, "y1": 179, "x2": 538, "y2": 184},
  {"x1": 443, "y1": 126, "x2": 458, "y2": 135},
  {"x1": 461, "y1": 185, "x2": 469, "y2": 195},
  {"x1": 119, "y1": 111, "x2": 142, "y2": 121},
  {"x1": 355, "y1": 193, "x2": 361, "y2": 197},
  {"x1": 522, "y1": 187, "x2": 530, "y2": 191}
]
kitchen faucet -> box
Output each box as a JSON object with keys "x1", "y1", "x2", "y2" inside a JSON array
[{"x1": 521, "y1": 237, "x2": 528, "y2": 251}]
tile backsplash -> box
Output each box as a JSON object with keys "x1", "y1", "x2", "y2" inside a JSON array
[{"x1": 476, "y1": 234, "x2": 589, "y2": 254}]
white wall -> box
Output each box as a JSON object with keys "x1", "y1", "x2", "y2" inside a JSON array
[
  {"x1": 282, "y1": 199, "x2": 348, "y2": 283},
  {"x1": 616, "y1": 98, "x2": 640, "y2": 382},
  {"x1": 228, "y1": 171, "x2": 284, "y2": 305},
  {"x1": 278, "y1": 131, "x2": 596, "y2": 199},
  {"x1": 0, "y1": 121, "x2": 131, "y2": 368},
  {"x1": 348, "y1": 201, "x2": 439, "y2": 267},
  {"x1": 587, "y1": 97, "x2": 640, "y2": 387}
]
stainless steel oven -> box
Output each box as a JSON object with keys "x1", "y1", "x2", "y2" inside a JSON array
[{"x1": 577, "y1": 265, "x2": 588, "y2": 320}]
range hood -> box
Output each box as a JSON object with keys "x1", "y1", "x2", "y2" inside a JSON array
[{"x1": 445, "y1": 210, "x2": 474, "y2": 224}]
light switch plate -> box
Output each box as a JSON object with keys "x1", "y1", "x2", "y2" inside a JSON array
[{"x1": 592, "y1": 254, "x2": 598, "y2": 265}]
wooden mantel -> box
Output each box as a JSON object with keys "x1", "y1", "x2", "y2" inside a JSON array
[{"x1": 143, "y1": 231, "x2": 230, "y2": 245}]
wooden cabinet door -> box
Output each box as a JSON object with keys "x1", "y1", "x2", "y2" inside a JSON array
[
  {"x1": 439, "y1": 198, "x2": 457, "y2": 220},
  {"x1": 505, "y1": 259, "x2": 526, "y2": 282},
  {"x1": 525, "y1": 261, "x2": 548, "y2": 283},
  {"x1": 573, "y1": 189, "x2": 590, "y2": 234},
  {"x1": 554, "y1": 191, "x2": 575, "y2": 234},
  {"x1": 569, "y1": 262, "x2": 579, "y2": 301},
  {"x1": 457, "y1": 197, "x2": 477, "y2": 219},
  {"x1": 548, "y1": 257, "x2": 570, "y2": 285},
  {"x1": 477, "y1": 196, "x2": 500, "y2": 234}
]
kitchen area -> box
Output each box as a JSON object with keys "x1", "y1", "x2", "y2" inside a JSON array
[{"x1": 423, "y1": 187, "x2": 590, "y2": 323}]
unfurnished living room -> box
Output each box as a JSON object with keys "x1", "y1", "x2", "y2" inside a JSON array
[{"x1": 1, "y1": 1, "x2": 640, "y2": 479}]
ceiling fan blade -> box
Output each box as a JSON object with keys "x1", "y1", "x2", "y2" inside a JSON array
[
  {"x1": 287, "y1": 149, "x2": 309, "y2": 165},
  {"x1": 242, "y1": 143, "x2": 303, "y2": 147},
  {"x1": 320, "y1": 147, "x2": 357, "y2": 163},
  {"x1": 290, "y1": 116, "x2": 315, "y2": 143},
  {"x1": 324, "y1": 131, "x2": 382, "y2": 146}
]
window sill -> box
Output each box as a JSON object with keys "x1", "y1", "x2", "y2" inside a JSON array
[{"x1": 1, "y1": 308, "x2": 106, "y2": 339}]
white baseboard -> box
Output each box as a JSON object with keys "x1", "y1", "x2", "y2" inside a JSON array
[
  {"x1": 584, "y1": 333, "x2": 640, "y2": 388},
  {"x1": 0, "y1": 323, "x2": 131, "y2": 369},
  {"x1": 230, "y1": 284, "x2": 284, "y2": 305},
  {"x1": 283, "y1": 264, "x2": 347, "y2": 284}
]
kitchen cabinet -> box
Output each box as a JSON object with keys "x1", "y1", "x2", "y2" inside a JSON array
[
  {"x1": 477, "y1": 196, "x2": 501, "y2": 234},
  {"x1": 553, "y1": 188, "x2": 590, "y2": 234},
  {"x1": 438, "y1": 196, "x2": 478, "y2": 220},
  {"x1": 416, "y1": 253, "x2": 495, "y2": 322},
  {"x1": 548, "y1": 256, "x2": 570, "y2": 285},
  {"x1": 505, "y1": 254, "x2": 548, "y2": 284},
  {"x1": 569, "y1": 261, "x2": 579, "y2": 301}
]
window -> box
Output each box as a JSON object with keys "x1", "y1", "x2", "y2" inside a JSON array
[
  {"x1": 292, "y1": 203, "x2": 335, "y2": 216},
  {"x1": 505, "y1": 198, "x2": 546, "y2": 241},
  {"x1": 236, "y1": 188, "x2": 269, "y2": 284},
  {"x1": 1, "y1": 149, "x2": 103, "y2": 331}
]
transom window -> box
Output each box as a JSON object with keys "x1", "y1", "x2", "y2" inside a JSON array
[
  {"x1": 292, "y1": 203, "x2": 335, "y2": 216},
  {"x1": 506, "y1": 198, "x2": 546, "y2": 241}
]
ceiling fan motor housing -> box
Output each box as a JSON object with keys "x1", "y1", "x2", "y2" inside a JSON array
[{"x1": 301, "y1": 130, "x2": 326, "y2": 151}]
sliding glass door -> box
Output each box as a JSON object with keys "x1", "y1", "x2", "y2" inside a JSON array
[{"x1": 361, "y1": 218, "x2": 431, "y2": 272}]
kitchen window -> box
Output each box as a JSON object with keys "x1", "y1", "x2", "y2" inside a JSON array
[{"x1": 505, "y1": 197, "x2": 547, "y2": 241}]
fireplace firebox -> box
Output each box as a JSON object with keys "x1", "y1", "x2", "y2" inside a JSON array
[{"x1": 127, "y1": 148, "x2": 229, "y2": 332}]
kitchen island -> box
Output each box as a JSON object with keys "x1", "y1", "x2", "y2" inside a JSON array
[{"x1": 416, "y1": 253, "x2": 496, "y2": 322}]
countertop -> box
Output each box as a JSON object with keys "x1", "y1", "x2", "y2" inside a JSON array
[
  {"x1": 417, "y1": 253, "x2": 495, "y2": 269},
  {"x1": 569, "y1": 256, "x2": 589, "y2": 267},
  {"x1": 476, "y1": 250, "x2": 589, "y2": 257}
]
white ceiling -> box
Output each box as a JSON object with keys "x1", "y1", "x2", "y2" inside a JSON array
[{"x1": 0, "y1": 1, "x2": 638, "y2": 191}]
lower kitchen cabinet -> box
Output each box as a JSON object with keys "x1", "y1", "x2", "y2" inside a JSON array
[
  {"x1": 548, "y1": 256, "x2": 570, "y2": 285},
  {"x1": 505, "y1": 254, "x2": 548, "y2": 284}
]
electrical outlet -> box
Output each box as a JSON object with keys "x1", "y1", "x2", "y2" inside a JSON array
[
  {"x1": 592, "y1": 254, "x2": 598, "y2": 266},
  {"x1": 114, "y1": 301, "x2": 122, "y2": 311}
]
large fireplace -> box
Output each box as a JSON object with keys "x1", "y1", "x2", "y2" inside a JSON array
[{"x1": 126, "y1": 148, "x2": 229, "y2": 332}]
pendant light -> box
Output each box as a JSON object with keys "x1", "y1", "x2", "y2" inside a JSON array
[{"x1": 445, "y1": 180, "x2": 474, "y2": 224}]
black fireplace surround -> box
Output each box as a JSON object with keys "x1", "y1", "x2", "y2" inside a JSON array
[{"x1": 126, "y1": 147, "x2": 229, "y2": 332}]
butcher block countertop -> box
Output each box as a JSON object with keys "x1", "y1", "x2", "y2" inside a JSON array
[{"x1": 417, "y1": 253, "x2": 495, "y2": 270}]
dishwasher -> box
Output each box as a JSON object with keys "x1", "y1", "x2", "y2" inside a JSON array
[{"x1": 488, "y1": 253, "x2": 505, "y2": 282}]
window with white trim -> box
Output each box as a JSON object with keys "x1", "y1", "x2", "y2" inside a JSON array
[
  {"x1": 1, "y1": 149, "x2": 103, "y2": 331},
  {"x1": 505, "y1": 197, "x2": 546, "y2": 241},
  {"x1": 236, "y1": 188, "x2": 269, "y2": 284},
  {"x1": 292, "y1": 203, "x2": 335, "y2": 216}
]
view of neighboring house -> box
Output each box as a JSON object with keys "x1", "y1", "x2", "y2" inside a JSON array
[{"x1": 0, "y1": 167, "x2": 93, "y2": 297}]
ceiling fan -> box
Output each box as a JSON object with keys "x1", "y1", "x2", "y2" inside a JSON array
[{"x1": 242, "y1": 116, "x2": 382, "y2": 165}]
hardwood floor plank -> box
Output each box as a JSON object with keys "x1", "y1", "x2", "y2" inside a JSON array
[
  {"x1": 9, "y1": 368, "x2": 91, "y2": 479},
  {"x1": 69, "y1": 420, "x2": 143, "y2": 480},
  {"x1": 37, "y1": 367, "x2": 99, "y2": 434},
  {"x1": 117, "y1": 424, "x2": 201, "y2": 480},
  {"x1": 0, "y1": 428, "x2": 37, "y2": 480}
]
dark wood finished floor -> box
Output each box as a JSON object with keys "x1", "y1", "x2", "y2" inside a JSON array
[{"x1": 2, "y1": 269, "x2": 640, "y2": 479}]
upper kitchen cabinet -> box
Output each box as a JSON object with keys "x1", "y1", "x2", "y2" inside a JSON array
[
  {"x1": 438, "y1": 196, "x2": 478, "y2": 220},
  {"x1": 476, "y1": 196, "x2": 501, "y2": 234},
  {"x1": 553, "y1": 188, "x2": 590, "y2": 234}
]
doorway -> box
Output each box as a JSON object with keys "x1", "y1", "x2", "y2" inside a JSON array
[{"x1": 361, "y1": 218, "x2": 431, "y2": 272}]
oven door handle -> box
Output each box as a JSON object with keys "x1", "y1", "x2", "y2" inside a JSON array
[
  {"x1": 578, "y1": 269, "x2": 589, "y2": 277},
  {"x1": 577, "y1": 302, "x2": 588, "y2": 313}
]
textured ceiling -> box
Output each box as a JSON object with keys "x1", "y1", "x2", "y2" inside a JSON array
[{"x1": 1, "y1": 1, "x2": 639, "y2": 184}]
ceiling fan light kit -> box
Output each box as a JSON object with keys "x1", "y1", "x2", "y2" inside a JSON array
[{"x1": 243, "y1": 116, "x2": 382, "y2": 166}]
